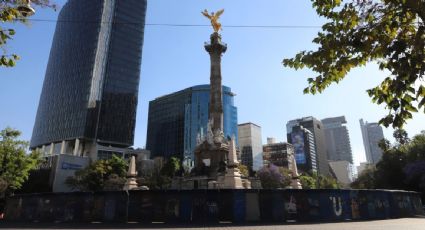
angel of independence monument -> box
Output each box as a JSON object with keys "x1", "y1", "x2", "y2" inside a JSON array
[{"x1": 192, "y1": 9, "x2": 248, "y2": 189}]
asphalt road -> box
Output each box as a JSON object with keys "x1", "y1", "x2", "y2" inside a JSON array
[{"x1": 1, "y1": 218, "x2": 425, "y2": 230}]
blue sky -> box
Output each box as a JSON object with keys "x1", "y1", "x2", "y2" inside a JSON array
[{"x1": 1, "y1": 0, "x2": 424, "y2": 167}]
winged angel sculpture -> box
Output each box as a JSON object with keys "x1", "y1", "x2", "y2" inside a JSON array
[{"x1": 202, "y1": 9, "x2": 224, "y2": 33}]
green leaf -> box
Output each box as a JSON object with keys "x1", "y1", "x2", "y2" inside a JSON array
[
  {"x1": 283, "y1": 0, "x2": 425, "y2": 129},
  {"x1": 7, "y1": 59, "x2": 15, "y2": 67}
]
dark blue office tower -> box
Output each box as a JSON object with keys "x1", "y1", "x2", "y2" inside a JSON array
[
  {"x1": 146, "y1": 85, "x2": 238, "y2": 164},
  {"x1": 31, "y1": 0, "x2": 147, "y2": 156}
]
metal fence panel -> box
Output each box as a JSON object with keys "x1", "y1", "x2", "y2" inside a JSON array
[{"x1": 3, "y1": 189, "x2": 423, "y2": 224}]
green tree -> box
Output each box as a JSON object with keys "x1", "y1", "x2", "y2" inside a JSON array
[
  {"x1": 283, "y1": 0, "x2": 425, "y2": 128},
  {"x1": 136, "y1": 158, "x2": 176, "y2": 190},
  {"x1": 1, "y1": 0, "x2": 55, "y2": 67},
  {"x1": 237, "y1": 164, "x2": 249, "y2": 177},
  {"x1": 65, "y1": 155, "x2": 128, "y2": 192},
  {"x1": 278, "y1": 167, "x2": 292, "y2": 188},
  {"x1": 257, "y1": 164, "x2": 292, "y2": 189},
  {"x1": 351, "y1": 130, "x2": 425, "y2": 200},
  {"x1": 0, "y1": 127, "x2": 40, "y2": 196},
  {"x1": 299, "y1": 173, "x2": 317, "y2": 189},
  {"x1": 378, "y1": 138, "x2": 391, "y2": 152},
  {"x1": 299, "y1": 171, "x2": 340, "y2": 189},
  {"x1": 319, "y1": 173, "x2": 340, "y2": 189},
  {"x1": 143, "y1": 171, "x2": 172, "y2": 190},
  {"x1": 160, "y1": 157, "x2": 181, "y2": 177},
  {"x1": 351, "y1": 167, "x2": 376, "y2": 189},
  {"x1": 393, "y1": 128, "x2": 410, "y2": 145}
]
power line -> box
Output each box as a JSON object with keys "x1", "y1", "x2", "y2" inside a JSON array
[{"x1": 24, "y1": 18, "x2": 322, "y2": 29}]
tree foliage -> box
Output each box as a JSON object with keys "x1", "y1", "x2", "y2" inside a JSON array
[
  {"x1": 0, "y1": 127, "x2": 40, "y2": 196},
  {"x1": 352, "y1": 130, "x2": 425, "y2": 199},
  {"x1": 141, "y1": 171, "x2": 172, "y2": 190},
  {"x1": 1, "y1": 0, "x2": 55, "y2": 67},
  {"x1": 283, "y1": 0, "x2": 425, "y2": 128},
  {"x1": 237, "y1": 164, "x2": 249, "y2": 177},
  {"x1": 257, "y1": 164, "x2": 291, "y2": 189},
  {"x1": 393, "y1": 128, "x2": 410, "y2": 145},
  {"x1": 351, "y1": 166, "x2": 377, "y2": 189},
  {"x1": 65, "y1": 155, "x2": 128, "y2": 192},
  {"x1": 299, "y1": 174, "x2": 317, "y2": 189},
  {"x1": 299, "y1": 171, "x2": 340, "y2": 189},
  {"x1": 160, "y1": 157, "x2": 181, "y2": 177}
]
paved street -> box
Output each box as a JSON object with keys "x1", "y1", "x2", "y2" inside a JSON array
[{"x1": 1, "y1": 218, "x2": 425, "y2": 230}]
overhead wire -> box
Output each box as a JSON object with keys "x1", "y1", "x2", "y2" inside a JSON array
[{"x1": 22, "y1": 18, "x2": 322, "y2": 29}]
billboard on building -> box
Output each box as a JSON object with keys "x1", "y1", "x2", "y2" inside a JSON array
[{"x1": 291, "y1": 131, "x2": 307, "y2": 164}]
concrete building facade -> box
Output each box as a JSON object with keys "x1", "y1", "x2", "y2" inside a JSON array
[
  {"x1": 263, "y1": 142, "x2": 294, "y2": 169},
  {"x1": 238, "y1": 123, "x2": 263, "y2": 171},
  {"x1": 328, "y1": 160, "x2": 354, "y2": 188}
]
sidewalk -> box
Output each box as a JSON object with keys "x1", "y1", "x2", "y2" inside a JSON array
[{"x1": 1, "y1": 218, "x2": 425, "y2": 230}]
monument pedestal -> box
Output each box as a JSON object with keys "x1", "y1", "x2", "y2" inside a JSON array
[
  {"x1": 194, "y1": 141, "x2": 228, "y2": 178},
  {"x1": 223, "y1": 167, "x2": 244, "y2": 189},
  {"x1": 123, "y1": 178, "x2": 138, "y2": 190}
]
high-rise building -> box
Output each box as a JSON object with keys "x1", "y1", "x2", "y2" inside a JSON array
[
  {"x1": 322, "y1": 116, "x2": 353, "y2": 164},
  {"x1": 360, "y1": 119, "x2": 385, "y2": 164},
  {"x1": 287, "y1": 116, "x2": 329, "y2": 175},
  {"x1": 146, "y1": 85, "x2": 238, "y2": 164},
  {"x1": 286, "y1": 125, "x2": 317, "y2": 173},
  {"x1": 238, "y1": 123, "x2": 263, "y2": 171},
  {"x1": 31, "y1": 0, "x2": 147, "y2": 158},
  {"x1": 263, "y1": 141, "x2": 294, "y2": 169}
]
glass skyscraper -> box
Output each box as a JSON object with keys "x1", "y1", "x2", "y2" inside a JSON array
[
  {"x1": 360, "y1": 119, "x2": 385, "y2": 164},
  {"x1": 286, "y1": 125, "x2": 317, "y2": 173},
  {"x1": 322, "y1": 116, "x2": 354, "y2": 164},
  {"x1": 287, "y1": 116, "x2": 328, "y2": 175},
  {"x1": 146, "y1": 85, "x2": 238, "y2": 163},
  {"x1": 31, "y1": 0, "x2": 147, "y2": 153}
]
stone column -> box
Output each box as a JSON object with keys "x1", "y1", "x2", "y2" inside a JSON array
[
  {"x1": 49, "y1": 143, "x2": 54, "y2": 155},
  {"x1": 223, "y1": 137, "x2": 244, "y2": 189},
  {"x1": 73, "y1": 138, "x2": 80, "y2": 156},
  {"x1": 41, "y1": 145, "x2": 46, "y2": 156},
  {"x1": 205, "y1": 32, "x2": 227, "y2": 139},
  {"x1": 60, "y1": 140, "x2": 66, "y2": 154},
  {"x1": 124, "y1": 155, "x2": 138, "y2": 190}
]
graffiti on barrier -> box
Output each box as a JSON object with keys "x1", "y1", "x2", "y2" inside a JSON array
[
  {"x1": 3, "y1": 190, "x2": 423, "y2": 223},
  {"x1": 329, "y1": 196, "x2": 342, "y2": 217},
  {"x1": 285, "y1": 195, "x2": 297, "y2": 214}
]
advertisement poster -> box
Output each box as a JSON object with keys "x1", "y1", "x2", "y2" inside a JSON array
[{"x1": 291, "y1": 131, "x2": 307, "y2": 164}]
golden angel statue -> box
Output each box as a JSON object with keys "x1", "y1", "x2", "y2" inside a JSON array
[{"x1": 202, "y1": 9, "x2": 224, "y2": 33}]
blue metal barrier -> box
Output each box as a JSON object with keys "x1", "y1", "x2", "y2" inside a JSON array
[{"x1": 3, "y1": 189, "x2": 423, "y2": 224}]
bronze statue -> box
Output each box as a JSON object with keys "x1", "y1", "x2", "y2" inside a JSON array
[{"x1": 202, "y1": 9, "x2": 224, "y2": 33}]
